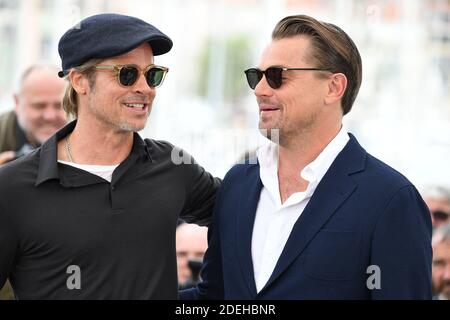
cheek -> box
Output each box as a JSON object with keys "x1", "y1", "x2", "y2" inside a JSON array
[
  {"x1": 432, "y1": 268, "x2": 444, "y2": 280},
  {"x1": 91, "y1": 91, "x2": 115, "y2": 108},
  {"x1": 282, "y1": 95, "x2": 302, "y2": 116},
  {"x1": 26, "y1": 109, "x2": 44, "y2": 123},
  {"x1": 57, "y1": 111, "x2": 67, "y2": 121},
  {"x1": 177, "y1": 258, "x2": 188, "y2": 267}
]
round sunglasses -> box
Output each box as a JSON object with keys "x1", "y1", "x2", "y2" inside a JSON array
[
  {"x1": 244, "y1": 66, "x2": 330, "y2": 89},
  {"x1": 94, "y1": 64, "x2": 169, "y2": 88}
]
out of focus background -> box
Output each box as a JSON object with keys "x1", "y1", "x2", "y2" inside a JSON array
[
  {"x1": 0, "y1": 0, "x2": 449, "y2": 187},
  {"x1": 1, "y1": 0, "x2": 450, "y2": 301}
]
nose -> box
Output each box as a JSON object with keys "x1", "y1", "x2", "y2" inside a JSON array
[
  {"x1": 254, "y1": 74, "x2": 273, "y2": 98},
  {"x1": 133, "y1": 71, "x2": 155, "y2": 95},
  {"x1": 42, "y1": 106, "x2": 60, "y2": 121}
]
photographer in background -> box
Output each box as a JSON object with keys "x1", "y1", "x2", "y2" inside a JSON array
[
  {"x1": 176, "y1": 222, "x2": 208, "y2": 290},
  {"x1": 0, "y1": 64, "x2": 67, "y2": 166}
]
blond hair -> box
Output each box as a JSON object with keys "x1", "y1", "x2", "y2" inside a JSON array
[{"x1": 62, "y1": 59, "x2": 103, "y2": 118}]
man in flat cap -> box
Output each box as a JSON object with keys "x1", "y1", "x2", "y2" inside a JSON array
[{"x1": 0, "y1": 13, "x2": 219, "y2": 299}]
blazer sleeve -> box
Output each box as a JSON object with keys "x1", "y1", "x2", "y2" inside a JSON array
[{"x1": 370, "y1": 185, "x2": 432, "y2": 299}]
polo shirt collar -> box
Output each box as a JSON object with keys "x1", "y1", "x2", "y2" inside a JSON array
[{"x1": 35, "y1": 120, "x2": 152, "y2": 186}]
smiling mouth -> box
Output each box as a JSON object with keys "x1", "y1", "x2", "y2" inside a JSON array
[
  {"x1": 258, "y1": 102, "x2": 279, "y2": 113},
  {"x1": 123, "y1": 103, "x2": 148, "y2": 110},
  {"x1": 260, "y1": 107, "x2": 280, "y2": 115}
]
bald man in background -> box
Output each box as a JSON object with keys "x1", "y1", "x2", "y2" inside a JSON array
[{"x1": 0, "y1": 65, "x2": 67, "y2": 166}]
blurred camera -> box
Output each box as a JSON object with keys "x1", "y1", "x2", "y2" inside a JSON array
[
  {"x1": 179, "y1": 259, "x2": 203, "y2": 290},
  {"x1": 188, "y1": 259, "x2": 203, "y2": 282}
]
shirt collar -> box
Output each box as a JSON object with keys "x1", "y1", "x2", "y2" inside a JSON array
[
  {"x1": 300, "y1": 126, "x2": 350, "y2": 184},
  {"x1": 35, "y1": 120, "x2": 152, "y2": 186},
  {"x1": 256, "y1": 126, "x2": 349, "y2": 206},
  {"x1": 257, "y1": 126, "x2": 349, "y2": 179},
  {"x1": 256, "y1": 140, "x2": 277, "y2": 170}
]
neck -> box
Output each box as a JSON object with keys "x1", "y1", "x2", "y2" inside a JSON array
[
  {"x1": 58, "y1": 118, "x2": 134, "y2": 165},
  {"x1": 278, "y1": 121, "x2": 342, "y2": 175}
]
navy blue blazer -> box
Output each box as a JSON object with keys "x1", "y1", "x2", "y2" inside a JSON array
[{"x1": 181, "y1": 134, "x2": 432, "y2": 299}]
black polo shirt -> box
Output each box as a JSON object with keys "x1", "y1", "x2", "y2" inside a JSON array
[{"x1": 0, "y1": 121, "x2": 220, "y2": 299}]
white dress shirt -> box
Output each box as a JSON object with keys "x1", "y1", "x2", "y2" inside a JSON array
[{"x1": 252, "y1": 127, "x2": 350, "y2": 292}]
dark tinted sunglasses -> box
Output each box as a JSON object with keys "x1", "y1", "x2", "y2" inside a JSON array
[
  {"x1": 94, "y1": 64, "x2": 169, "y2": 88},
  {"x1": 244, "y1": 67, "x2": 330, "y2": 89},
  {"x1": 432, "y1": 210, "x2": 450, "y2": 221}
]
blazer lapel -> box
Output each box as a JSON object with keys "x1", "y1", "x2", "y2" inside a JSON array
[
  {"x1": 260, "y1": 135, "x2": 366, "y2": 292},
  {"x1": 236, "y1": 164, "x2": 262, "y2": 297}
]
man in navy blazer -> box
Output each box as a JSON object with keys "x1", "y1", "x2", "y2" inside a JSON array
[{"x1": 181, "y1": 14, "x2": 432, "y2": 299}]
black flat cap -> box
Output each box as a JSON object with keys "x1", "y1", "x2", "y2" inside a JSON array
[{"x1": 58, "y1": 13, "x2": 173, "y2": 77}]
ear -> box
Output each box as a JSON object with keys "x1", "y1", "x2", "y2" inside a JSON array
[
  {"x1": 324, "y1": 73, "x2": 347, "y2": 106},
  {"x1": 69, "y1": 70, "x2": 88, "y2": 95}
]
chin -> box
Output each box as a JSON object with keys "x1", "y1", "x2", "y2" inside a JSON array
[
  {"x1": 118, "y1": 122, "x2": 146, "y2": 132},
  {"x1": 259, "y1": 127, "x2": 281, "y2": 143},
  {"x1": 259, "y1": 122, "x2": 274, "y2": 132},
  {"x1": 35, "y1": 135, "x2": 52, "y2": 145}
]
